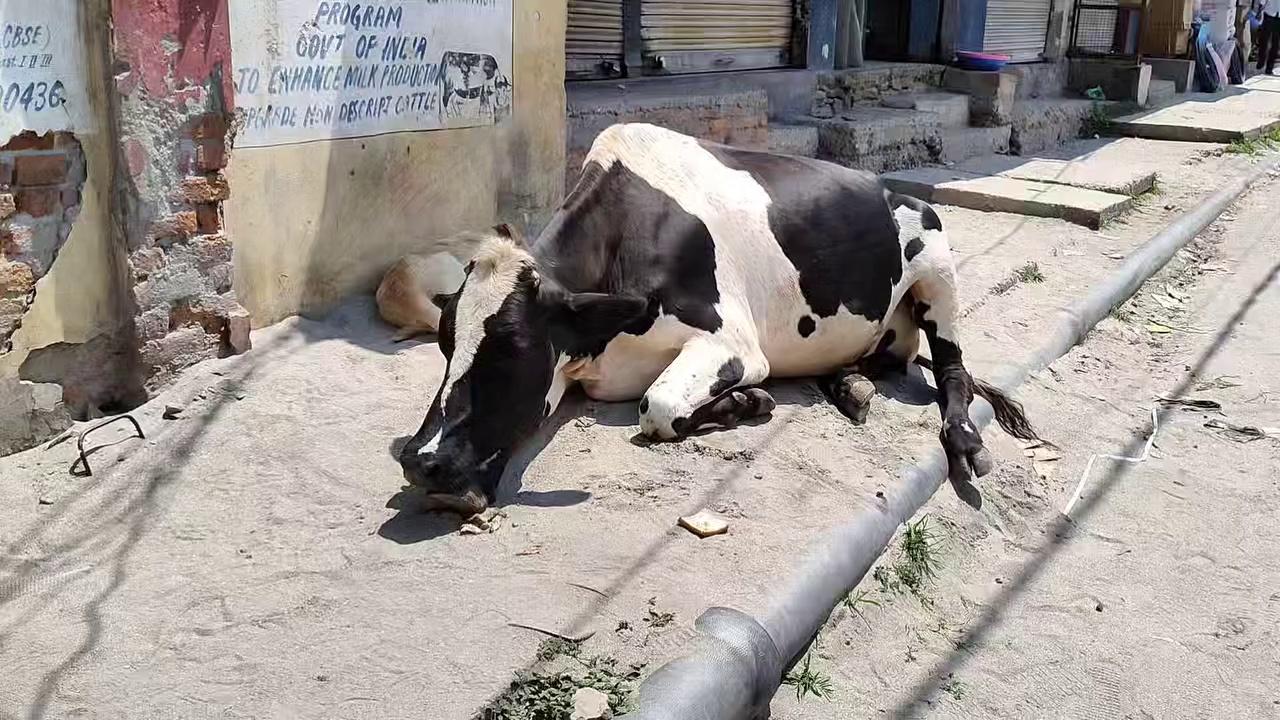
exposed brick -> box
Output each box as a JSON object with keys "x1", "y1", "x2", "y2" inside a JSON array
[
  {"x1": 149, "y1": 211, "x2": 198, "y2": 241},
  {"x1": 0, "y1": 260, "x2": 35, "y2": 295},
  {"x1": 170, "y1": 300, "x2": 226, "y2": 335},
  {"x1": 195, "y1": 203, "x2": 221, "y2": 233},
  {"x1": 125, "y1": 139, "x2": 147, "y2": 179},
  {"x1": 16, "y1": 188, "x2": 61, "y2": 218},
  {"x1": 130, "y1": 246, "x2": 166, "y2": 281},
  {"x1": 0, "y1": 192, "x2": 14, "y2": 220},
  {"x1": 195, "y1": 140, "x2": 227, "y2": 171},
  {"x1": 178, "y1": 173, "x2": 230, "y2": 203},
  {"x1": 2, "y1": 131, "x2": 55, "y2": 152},
  {"x1": 192, "y1": 113, "x2": 228, "y2": 141},
  {"x1": 191, "y1": 233, "x2": 231, "y2": 268},
  {"x1": 2, "y1": 225, "x2": 35, "y2": 256},
  {"x1": 14, "y1": 154, "x2": 67, "y2": 185},
  {"x1": 0, "y1": 157, "x2": 12, "y2": 185},
  {"x1": 225, "y1": 303, "x2": 252, "y2": 355}
]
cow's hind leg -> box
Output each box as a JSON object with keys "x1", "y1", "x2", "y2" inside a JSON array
[
  {"x1": 640, "y1": 335, "x2": 772, "y2": 439},
  {"x1": 908, "y1": 244, "x2": 996, "y2": 485}
]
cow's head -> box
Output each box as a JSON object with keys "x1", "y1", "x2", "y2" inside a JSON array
[{"x1": 398, "y1": 239, "x2": 648, "y2": 514}]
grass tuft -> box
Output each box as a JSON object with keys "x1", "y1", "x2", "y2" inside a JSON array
[{"x1": 782, "y1": 654, "x2": 835, "y2": 701}]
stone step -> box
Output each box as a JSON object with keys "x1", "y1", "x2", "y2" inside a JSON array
[
  {"x1": 881, "y1": 91, "x2": 971, "y2": 128},
  {"x1": 941, "y1": 126, "x2": 1012, "y2": 164},
  {"x1": 881, "y1": 167, "x2": 1134, "y2": 229},
  {"x1": 805, "y1": 105, "x2": 943, "y2": 174},
  {"x1": 956, "y1": 154, "x2": 1157, "y2": 197},
  {"x1": 767, "y1": 123, "x2": 819, "y2": 157},
  {"x1": 1146, "y1": 79, "x2": 1178, "y2": 107}
]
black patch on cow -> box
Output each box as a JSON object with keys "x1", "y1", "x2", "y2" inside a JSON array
[
  {"x1": 533, "y1": 160, "x2": 723, "y2": 359},
  {"x1": 671, "y1": 416, "x2": 689, "y2": 436},
  {"x1": 639, "y1": 396, "x2": 649, "y2": 414},
  {"x1": 874, "y1": 328, "x2": 897, "y2": 355},
  {"x1": 797, "y1": 315, "x2": 816, "y2": 338},
  {"x1": 709, "y1": 357, "x2": 745, "y2": 398},
  {"x1": 700, "y1": 143, "x2": 904, "y2": 322},
  {"x1": 903, "y1": 237, "x2": 925, "y2": 263}
]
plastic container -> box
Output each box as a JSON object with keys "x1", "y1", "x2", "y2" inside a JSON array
[{"x1": 954, "y1": 50, "x2": 1011, "y2": 71}]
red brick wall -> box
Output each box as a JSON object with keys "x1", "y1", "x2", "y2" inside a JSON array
[{"x1": 0, "y1": 131, "x2": 85, "y2": 352}]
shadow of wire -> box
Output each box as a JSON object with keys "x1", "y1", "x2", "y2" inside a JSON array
[{"x1": 886, "y1": 257, "x2": 1280, "y2": 718}]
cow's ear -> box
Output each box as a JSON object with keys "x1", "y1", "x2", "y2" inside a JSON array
[
  {"x1": 431, "y1": 291, "x2": 458, "y2": 311},
  {"x1": 492, "y1": 223, "x2": 525, "y2": 248},
  {"x1": 541, "y1": 284, "x2": 649, "y2": 339}
]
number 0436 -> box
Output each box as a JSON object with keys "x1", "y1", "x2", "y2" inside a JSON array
[{"x1": 2, "y1": 80, "x2": 67, "y2": 112}]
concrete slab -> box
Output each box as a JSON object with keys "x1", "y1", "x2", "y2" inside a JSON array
[
  {"x1": 941, "y1": 125, "x2": 1011, "y2": 164},
  {"x1": 956, "y1": 154, "x2": 1157, "y2": 196},
  {"x1": 768, "y1": 123, "x2": 819, "y2": 157},
  {"x1": 881, "y1": 92, "x2": 971, "y2": 128},
  {"x1": 1111, "y1": 75, "x2": 1280, "y2": 142},
  {"x1": 881, "y1": 168, "x2": 1134, "y2": 228}
]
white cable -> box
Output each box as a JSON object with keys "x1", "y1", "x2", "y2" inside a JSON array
[{"x1": 1061, "y1": 407, "x2": 1160, "y2": 519}]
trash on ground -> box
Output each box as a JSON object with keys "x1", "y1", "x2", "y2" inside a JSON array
[
  {"x1": 678, "y1": 509, "x2": 730, "y2": 538},
  {"x1": 1204, "y1": 418, "x2": 1280, "y2": 443},
  {"x1": 571, "y1": 687, "x2": 612, "y2": 719},
  {"x1": 1157, "y1": 395, "x2": 1223, "y2": 411}
]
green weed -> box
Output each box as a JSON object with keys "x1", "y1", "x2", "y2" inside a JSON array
[{"x1": 782, "y1": 654, "x2": 835, "y2": 701}]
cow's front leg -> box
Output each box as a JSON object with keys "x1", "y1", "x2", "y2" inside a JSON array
[{"x1": 639, "y1": 336, "x2": 770, "y2": 439}]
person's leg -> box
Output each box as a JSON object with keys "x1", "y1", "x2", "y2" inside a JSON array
[
  {"x1": 1265, "y1": 16, "x2": 1280, "y2": 72},
  {"x1": 1257, "y1": 16, "x2": 1272, "y2": 70}
]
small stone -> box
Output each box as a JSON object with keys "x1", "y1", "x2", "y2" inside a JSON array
[
  {"x1": 995, "y1": 577, "x2": 1004, "y2": 584},
  {"x1": 574, "y1": 416, "x2": 597, "y2": 429},
  {"x1": 677, "y1": 509, "x2": 730, "y2": 538},
  {"x1": 459, "y1": 524, "x2": 485, "y2": 536},
  {"x1": 163, "y1": 404, "x2": 183, "y2": 419},
  {"x1": 753, "y1": 473, "x2": 763, "y2": 479},
  {"x1": 1095, "y1": 602, "x2": 1104, "y2": 612},
  {"x1": 38, "y1": 497, "x2": 53, "y2": 506},
  {"x1": 315, "y1": 674, "x2": 329, "y2": 682},
  {"x1": 570, "y1": 687, "x2": 612, "y2": 720}
]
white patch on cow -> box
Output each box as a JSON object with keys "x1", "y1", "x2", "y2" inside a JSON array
[
  {"x1": 416, "y1": 429, "x2": 443, "y2": 456},
  {"x1": 439, "y1": 239, "x2": 530, "y2": 407},
  {"x1": 903, "y1": 227, "x2": 960, "y2": 344},
  {"x1": 893, "y1": 204, "x2": 926, "y2": 249},
  {"x1": 544, "y1": 354, "x2": 572, "y2": 415}
]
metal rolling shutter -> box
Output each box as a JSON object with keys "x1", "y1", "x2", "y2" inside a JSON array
[
  {"x1": 640, "y1": 0, "x2": 794, "y2": 74},
  {"x1": 567, "y1": 0, "x2": 624, "y2": 79},
  {"x1": 983, "y1": 0, "x2": 1052, "y2": 63}
]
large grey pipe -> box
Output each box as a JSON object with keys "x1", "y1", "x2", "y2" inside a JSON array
[{"x1": 619, "y1": 160, "x2": 1278, "y2": 720}]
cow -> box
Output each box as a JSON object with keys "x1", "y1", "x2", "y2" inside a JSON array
[{"x1": 398, "y1": 123, "x2": 1039, "y2": 516}]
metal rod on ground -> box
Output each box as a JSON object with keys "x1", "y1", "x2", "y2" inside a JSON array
[{"x1": 618, "y1": 159, "x2": 1280, "y2": 720}]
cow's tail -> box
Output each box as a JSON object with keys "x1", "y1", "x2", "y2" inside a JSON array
[{"x1": 913, "y1": 356, "x2": 1042, "y2": 443}]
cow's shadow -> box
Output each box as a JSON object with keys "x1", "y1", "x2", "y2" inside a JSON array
[{"x1": 377, "y1": 407, "x2": 588, "y2": 544}]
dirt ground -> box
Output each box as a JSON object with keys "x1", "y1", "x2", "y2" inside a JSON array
[{"x1": 0, "y1": 138, "x2": 1272, "y2": 719}]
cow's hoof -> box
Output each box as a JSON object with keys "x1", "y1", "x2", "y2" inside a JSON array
[{"x1": 941, "y1": 419, "x2": 990, "y2": 483}]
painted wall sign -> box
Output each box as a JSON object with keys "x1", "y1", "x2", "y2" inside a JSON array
[
  {"x1": 0, "y1": 0, "x2": 94, "y2": 144},
  {"x1": 229, "y1": 0, "x2": 514, "y2": 148}
]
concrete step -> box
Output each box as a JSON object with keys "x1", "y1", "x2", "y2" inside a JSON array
[
  {"x1": 941, "y1": 125, "x2": 1011, "y2": 164},
  {"x1": 1146, "y1": 78, "x2": 1178, "y2": 107},
  {"x1": 881, "y1": 91, "x2": 971, "y2": 128},
  {"x1": 881, "y1": 166, "x2": 1134, "y2": 229},
  {"x1": 805, "y1": 105, "x2": 943, "y2": 173},
  {"x1": 768, "y1": 123, "x2": 819, "y2": 157},
  {"x1": 956, "y1": 154, "x2": 1156, "y2": 197}
]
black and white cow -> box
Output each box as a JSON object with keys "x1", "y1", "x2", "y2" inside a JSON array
[{"x1": 399, "y1": 123, "x2": 1038, "y2": 515}]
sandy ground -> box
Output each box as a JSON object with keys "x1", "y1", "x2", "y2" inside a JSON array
[
  {"x1": 0, "y1": 138, "x2": 1270, "y2": 719},
  {"x1": 771, "y1": 165, "x2": 1280, "y2": 718}
]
